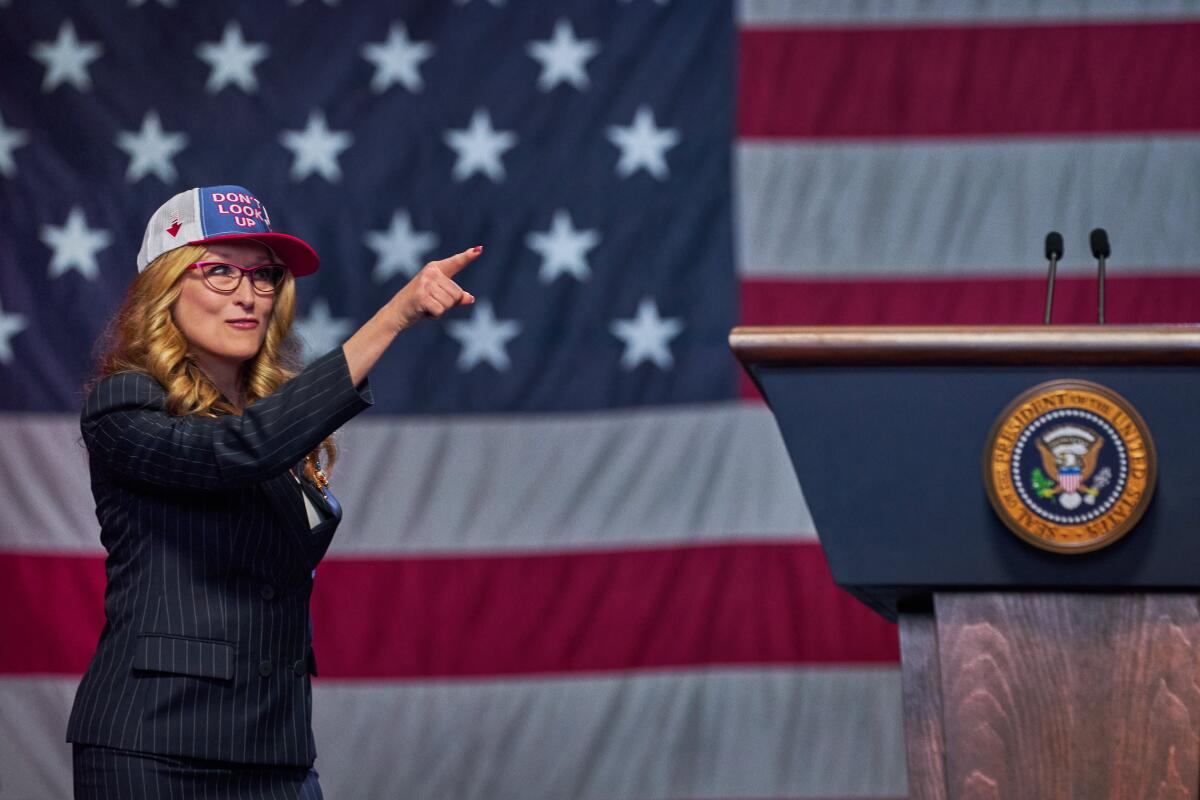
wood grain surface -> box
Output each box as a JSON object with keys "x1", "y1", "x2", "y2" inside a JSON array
[
  {"x1": 900, "y1": 611, "x2": 949, "y2": 800},
  {"x1": 728, "y1": 325, "x2": 1200, "y2": 366},
  {"x1": 933, "y1": 592, "x2": 1200, "y2": 800}
]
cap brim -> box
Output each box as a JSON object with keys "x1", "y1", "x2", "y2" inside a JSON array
[{"x1": 189, "y1": 232, "x2": 320, "y2": 277}]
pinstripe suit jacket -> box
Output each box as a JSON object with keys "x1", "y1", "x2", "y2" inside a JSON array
[{"x1": 66, "y1": 346, "x2": 372, "y2": 767}]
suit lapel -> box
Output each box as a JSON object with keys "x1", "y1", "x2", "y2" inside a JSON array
[
  {"x1": 301, "y1": 479, "x2": 341, "y2": 565},
  {"x1": 261, "y1": 464, "x2": 345, "y2": 569},
  {"x1": 260, "y1": 471, "x2": 312, "y2": 554}
]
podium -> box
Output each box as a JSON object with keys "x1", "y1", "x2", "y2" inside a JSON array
[{"x1": 731, "y1": 326, "x2": 1200, "y2": 799}]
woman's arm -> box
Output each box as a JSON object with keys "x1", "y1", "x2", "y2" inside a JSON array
[
  {"x1": 82, "y1": 347, "x2": 370, "y2": 491},
  {"x1": 82, "y1": 248, "x2": 480, "y2": 490},
  {"x1": 342, "y1": 246, "x2": 480, "y2": 386}
]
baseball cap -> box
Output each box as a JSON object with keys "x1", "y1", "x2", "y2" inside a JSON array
[{"x1": 136, "y1": 185, "x2": 319, "y2": 276}]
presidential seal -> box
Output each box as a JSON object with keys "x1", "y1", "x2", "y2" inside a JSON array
[{"x1": 983, "y1": 380, "x2": 1156, "y2": 554}]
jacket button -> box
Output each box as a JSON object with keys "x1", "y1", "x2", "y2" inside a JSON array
[
  {"x1": 260, "y1": 584, "x2": 276, "y2": 600},
  {"x1": 292, "y1": 659, "x2": 306, "y2": 676},
  {"x1": 258, "y1": 659, "x2": 273, "y2": 677}
]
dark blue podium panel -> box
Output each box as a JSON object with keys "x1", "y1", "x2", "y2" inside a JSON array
[{"x1": 751, "y1": 364, "x2": 1200, "y2": 618}]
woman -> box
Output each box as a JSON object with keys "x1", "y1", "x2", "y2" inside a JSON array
[{"x1": 66, "y1": 185, "x2": 479, "y2": 798}]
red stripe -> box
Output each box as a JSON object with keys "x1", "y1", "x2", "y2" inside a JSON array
[
  {"x1": 0, "y1": 553, "x2": 107, "y2": 674},
  {"x1": 736, "y1": 274, "x2": 1200, "y2": 397},
  {"x1": 0, "y1": 543, "x2": 899, "y2": 677},
  {"x1": 738, "y1": 23, "x2": 1200, "y2": 138}
]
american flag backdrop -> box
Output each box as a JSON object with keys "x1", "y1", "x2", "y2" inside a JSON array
[{"x1": 2, "y1": 1, "x2": 1199, "y2": 798}]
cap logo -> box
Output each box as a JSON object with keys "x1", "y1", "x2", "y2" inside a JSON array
[
  {"x1": 209, "y1": 190, "x2": 270, "y2": 230},
  {"x1": 166, "y1": 213, "x2": 182, "y2": 238}
]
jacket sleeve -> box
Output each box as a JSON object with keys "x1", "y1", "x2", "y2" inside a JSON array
[{"x1": 81, "y1": 346, "x2": 373, "y2": 491}]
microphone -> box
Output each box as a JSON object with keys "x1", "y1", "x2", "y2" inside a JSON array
[
  {"x1": 1090, "y1": 228, "x2": 1110, "y2": 324},
  {"x1": 1043, "y1": 231, "x2": 1063, "y2": 325}
]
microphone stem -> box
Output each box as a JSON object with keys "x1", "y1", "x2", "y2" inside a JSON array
[
  {"x1": 1098, "y1": 256, "x2": 1106, "y2": 324},
  {"x1": 1044, "y1": 256, "x2": 1057, "y2": 325}
]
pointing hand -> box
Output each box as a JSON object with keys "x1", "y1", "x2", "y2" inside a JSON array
[{"x1": 391, "y1": 246, "x2": 481, "y2": 330}]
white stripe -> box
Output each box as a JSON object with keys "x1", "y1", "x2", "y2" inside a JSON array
[
  {"x1": 0, "y1": 677, "x2": 77, "y2": 799},
  {"x1": 737, "y1": 137, "x2": 1200, "y2": 276},
  {"x1": 2, "y1": 414, "x2": 100, "y2": 550},
  {"x1": 740, "y1": 0, "x2": 1200, "y2": 26},
  {"x1": 0, "y1": 669, "x2": 905, "y2": 799},
  {"x1": 0, "y1": 403, "x2": 814, "y2": 554}
]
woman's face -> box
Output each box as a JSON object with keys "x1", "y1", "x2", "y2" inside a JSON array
[{"x1": 172, "y1": 240, "x2": 278, "y2": 367}]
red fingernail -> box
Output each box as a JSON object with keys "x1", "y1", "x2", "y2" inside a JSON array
[{"x1": 473, "y1": 245, "x2": 483, "y2": 253}]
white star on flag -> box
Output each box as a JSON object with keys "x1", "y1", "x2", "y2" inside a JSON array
[
  {"x1": 610, "y1": 297, "x2": 684, "y2": 370},
  {"x1": 196, "y1": 22, "x2": 269, "y2": 94},
  {"x1": 30, "y1": 21, "x2": 103, "y2": 93},
  {"x1": 443, "y1": 108, "x2": 517, "y2": 183},
  {"x1": 115, "y1": 111, "x2": 188, "y2": 183},
  {"x1": 527, "y1": 19, "x2": 600, "y2": 92},
  {"x1": 365, "y1": 210, "x2": 439, "y2": 283},
  {"x1": 293, "y1": 298, "x2": 355, "y2": 364},
  {"x1": 0, "y1": 111, "x2": 29, "y2": 178},
  {"x1": 606, "y1": 105, "x2": 680, "y2": 181},
  {"x1": 525, "y1": 209, "x2": 601, "y2": 284},
  {"x1": 40, "y1": 207, "x2": 113, "y2": 281},
  {"x1": 0, "y1": 294, "x2": 27, "y2": 366},
  {"x1": 446, "y1": 300, "x2": 521, "y2": 372},
  {"x1": 361, "y1": 22, "x2": 434, "y2": 93},
  {"x1": 280, "y1": 111, "x2": 353, "y2": 182}
]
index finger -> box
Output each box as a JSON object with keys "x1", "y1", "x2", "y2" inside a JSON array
[{"x1": 434, "y1": 246, "x2": 483, "y2": 278}]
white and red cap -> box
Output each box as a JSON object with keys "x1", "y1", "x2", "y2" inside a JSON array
[{"x1": 136, "y1": 185, "x2": 319, "y2": 276}]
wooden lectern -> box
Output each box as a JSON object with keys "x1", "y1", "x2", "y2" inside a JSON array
[{"x1": 731, "y1": 326, "x2": 1200, "y2": 800}]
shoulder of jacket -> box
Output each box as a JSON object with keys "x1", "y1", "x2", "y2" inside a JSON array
[{"x1": 84, "y1": 370, "x2": 167, "y2": 413}]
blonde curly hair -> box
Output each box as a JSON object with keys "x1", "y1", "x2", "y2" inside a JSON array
[{"x1": 93, "y1": 244, "x2": 336, "y2": 480}]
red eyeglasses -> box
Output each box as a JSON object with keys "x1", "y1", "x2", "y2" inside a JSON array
[{"x1": 187, "y1": 262, "x2": 288, "y2": 294}]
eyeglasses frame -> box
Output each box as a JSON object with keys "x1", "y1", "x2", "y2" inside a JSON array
[{"x1": 187, "y1": 261, "x2": 289, "y2": 295}]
